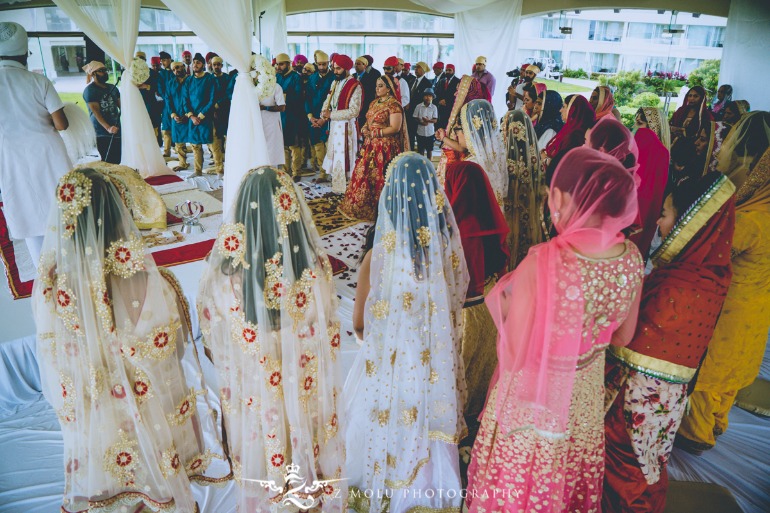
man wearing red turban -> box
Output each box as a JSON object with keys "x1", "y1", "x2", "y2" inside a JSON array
[
  {"x1": 383, "y1": 56, "x2": 409, "y2": 109},
  {"x1": 319, "y1": 54, "x2": 362, "y2": 193},
  {"x1": 432, "y1": 61, "x2": 445, "y2": 87},
  {"x1": 435, "y1": 63, "x2": 459, "y2": 129},
  {"x1": 181, "y1": 50, "x2": 192, "y2": 75}
]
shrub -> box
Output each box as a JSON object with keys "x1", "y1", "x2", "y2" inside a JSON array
[
  {"x1": 630, "y1": 92, "x2": 662, "y2": 108},
  {"x1": 688, "y1": 59, "x2": 721, "y2": 96},
  {"x1": 599, "y1": 70, "x2": 643, "y2": 106},
  {"x1": 618, "y1": 106, "x2": 637, "y2": 130},
  {"x1": 563, "y1": 68, "x2": 589, "y2": 79}
]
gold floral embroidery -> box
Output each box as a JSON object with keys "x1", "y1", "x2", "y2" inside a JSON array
[
  {"x1": 416, "y1": 226, "x2": 431, "y2": 247},
  {"x1": 386, "y1": 453, "x2": 397, "y2": 468},
  {"x1": 186, "y1": 449, "x2": 214, "y2": 476},
  {"x1": 159, "y1": 445, "x2": 182, "y2": 478},
  {"x1": 141, "y1": 323, "x2": 179, "y2": 360},
  {"x1": 371, "y1": 408, "x2": 390, "y2": 427},
  {"x1": 299, "y1": 352, "x2": 318, "y2": 411},
  {"x1": 265, "y1": 358, "x2": 284, "y2": 398},
  {"x1": 365, "y1": 359, "x2": 376, "y2": 377},
  {"x1": 471, "y1": 114, "x2": 483, "y2": 131},
  {"x1": 57, "y1": 171, "x2": 92, "y2": 236},
  {"x1": 274, "y1": 171, "x2": 301, "y2": 237},
  {"x1": 420, "y1": 348, "x2": 431, "y2": 366},
  {"x1": 429, "y1": 369, "x2": 439, "y2": 384},
  {"x1": 58, "y1": 373, "x2": 76, "y2": 423},
  {"x1": 55, "y1": 275, "x2": 82, "y2": 335},
  {"x1": 103, "y1": 431, "x2": 139, "y2": 484},
  {"x1": 263, "y1": 252, "x2": 284, "y2": 310},
  {"x1": 105, "y1": 233, "x2": 145, "y2": 278},
  {"x1": 390, "y1": 350, "x2": 397, "y2": 366},
  {"x1": 328, "y1": 322, "x2": 341, "y2": 361},
  {"x1": 435, "y1": 191, "x2": 445, "y2": 211},
  {"x1": 287, "y1": 268, "x2": 316, "y2": 323},
  {"x1": 381, "y1": 230, "x2": 396, "y2": 253},
  {"x1": 450, "y1": 251, "x2": 460, "y2": 270},
  {"x1": 91, "y1": 280, "x2": 114, "y2": 333},
  {"x1": 324, "y1": 412, "x2": 339, "y2": 443},
  {"x1": 216, "y1": 223, "x2": 249, "y2": 269},
  {"x1": 131, "y1": 368, "x2": 152, "y2": 405},
  {"x1": 167, "y1": 389, "x2": 197, "y2": 426},
  {"x1": 370, "y1": 299, "x2": 389, "y2": 320},
  {"x1": 89, "y1": 366, "x2": 105, "y2": 399},
  {"x1": 402, "y1": 292, "x2": 414, "y2": 311},
  {"x1": 400, "y1": 406, "x2": 418, "y2": 426}
]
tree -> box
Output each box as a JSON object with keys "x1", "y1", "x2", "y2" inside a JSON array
[{"x1": 688, "y1": 59, "x2": 721, "y2": 96}]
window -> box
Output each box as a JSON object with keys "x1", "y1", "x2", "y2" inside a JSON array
[
  {"x1": 540, "y1": 18, "x2": 564, "y2": 39},
  {"x1": 687, "y1": 26, "x2": 724, "y2": 47},
  {"x1": 590, "y1": 53, "x2": 619, "y2": 73},
  {"x1": 588, "y1": 21, "x2": 623, "y2": 42},
  {"x1": 286, "y1": 10, "x2": 454, "y2": 34}
]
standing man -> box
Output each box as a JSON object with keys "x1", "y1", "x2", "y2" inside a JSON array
[
  {"x1": 305, "y1": 50, "x2": 334, "y2": 182},
  {"x1": 399, "y1": 59, "x2": 416, "y2": 90},
  {"x1": 431, "y1": 61, "x2": 444, "y2": 87},
  {"x1": 511, "y1": 64, "x2": 539, "y2": 110},
  {"x1": 384, "y1": 56, "x2": 409, "y2": 110},
  {"x1": 407, "y1": 62, "x2": 432, "y2": 149},
  {"x1": 211, "y1": 56, "x2": 230, "y2": 175},
  {"x1": 320, "y1": 54, "x2": 361, "y2": 194},
  {"x1": 354, "y1": 55, "x2": 378, "y2": 135},
  {"x1": 0, "y1": 21, "x2": 71, "y2": 265},
  {"x1": 135, "y1": 51, "x2": 161, "y2": 145},
  {"x1": 181, "y1": 50, "x2": 192, "y2": 75},
  {"x1": 83, "y1": 60, "x2": 121, "y2": 164},
  {"x1": 435, "y1": 63, "x2": 459, "y2": 129},
  {"x1": 184, "y1": 53, "x2": 219, "y2": 176},
  {"x1": 292, "y1": 54, "x2": 308, "y2": 75},
  {"x1": 473, "y1": 55, "x2": 496, "y2": 99},
  {"x1": 275, "y1": 52, "x2": 304, "y2": 181},
  {"x1": 166, "y1": 61, "x2": 190, "y2": 171},
  {"x1": 157, "y1": 50, "x2": 175, "y2": 157}
]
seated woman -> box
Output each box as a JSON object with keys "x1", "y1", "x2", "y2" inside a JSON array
[
  {"x1": 634, "y1": 107, "x2": 671, "y2": 149},
  {"x1": 604, "y1": 172, "x2": 736, "y2": 513},
  {"x1": 678, "y1": 112, "x2": 770, "y2": 451},
  {"x1": 669, "y1": 86, "x2": 713, "y2": 144},
  {"x1": 711, "y1": 83, "x2": 733, "y2": 120},
  {"x1": 589, "y1": 85, "x2": 621, "y2": 120},
  {"x1": 345, "y1": 152, "x2": 469, "y2": 513},
  {"x1": 338, "y1": 74, "x2": 408, "y2": 221},
  {"x1": 534, "y1": 89, "x2": 564, "y2": 150},
  {"x1": 466, "y1": 147, "x2": 644, "y2": 513},
  {"x1": 197, "y1": 167, "x2": 346, "y2": 511},
  {"x1": 722, "y1": 99, "x2": 751, "y2": 128},
  {"x1": 34, "y1": 168, "x2": 228, "y2": 513}
]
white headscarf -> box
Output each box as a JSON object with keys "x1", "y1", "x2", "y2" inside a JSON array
[
  {"x1": 462, "y1": 99, "x2": 508, "y2": 207},
  {"x1": 0, "y1": 22, "x2": 27, "y2": 56}
]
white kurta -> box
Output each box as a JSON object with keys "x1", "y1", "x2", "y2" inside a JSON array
[
  {"x1": 259, "y1": 83, "x2": 286, "y2": 167},
  {"x1": 0, "y1": 61, "x2": 72, "y2": 239},
  {"x1": 321, "y1": 77, "x2": 362, "y2": 194}
]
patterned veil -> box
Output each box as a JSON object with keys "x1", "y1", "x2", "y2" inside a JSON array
[
  {"x1": 33, "y1": 168, "x2": 229, "y2": 513},
  {"x1": 344, "y1": 152, "x2": 469, "y2": 513},
  {"x1": 197, "y1": 167, "x2": 346, "y2": 512},
  {"x1": 461, "y1": 99, "x2": 508, "y2": 207}
]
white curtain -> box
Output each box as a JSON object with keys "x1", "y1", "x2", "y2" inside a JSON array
[
  {"x1": 53, "y1": 0, "x2": 172, "y2": 177},
  {"x1": 162, "y1": 0, "x2": 270, "y2": 216},
  {"x1": 411, "y1": 0, "x2": 523, "y2": 116},
  {"x1": 253, "y1": 0, "x2": 288, "y2": 57}
]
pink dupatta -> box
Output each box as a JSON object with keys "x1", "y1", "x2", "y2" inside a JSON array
[{"x1": 485, "y1": 147, "x2": 639, "y2": 436}]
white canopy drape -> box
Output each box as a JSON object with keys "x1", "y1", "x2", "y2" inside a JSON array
[
  {"x1": 253, "y1": 0, "x2": 289, "y2": 57},
  {"x1": 411, "y1": 0, "x2": 523, "y2": 116},
  {"x1": 162, "y1": 0, "x2": 271, "y2": 216},
  {"x1": 53, "y1": 0, "x2": 172, "y2": 177}
]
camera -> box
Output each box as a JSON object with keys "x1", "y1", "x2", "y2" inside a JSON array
[{"x1": 506, "y1": 68, "x2": 521, "y2": 78}]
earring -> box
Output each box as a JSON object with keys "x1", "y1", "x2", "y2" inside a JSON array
[{"x1": 553, "y1": 211, "x2": 561, "y2": 221}]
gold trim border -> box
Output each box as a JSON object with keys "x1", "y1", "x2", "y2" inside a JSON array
[{"x1": 608, "y1": 346, "x2": 695, "y2": 384}]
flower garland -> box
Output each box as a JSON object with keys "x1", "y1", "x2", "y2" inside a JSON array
[
  {"x1": 249, "y1": 54, "x2": 277, "y2": 102},
  {"x1": 127, "y1": 57, "x2": 150, "y2": 86}
]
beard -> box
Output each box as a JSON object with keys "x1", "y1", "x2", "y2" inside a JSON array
[
  {"x1": 334, "y1": 71, "x2": 347, "y2": 81},
  {"x1": 95, "y1": 73, "x2": 109, "y2": 84}
]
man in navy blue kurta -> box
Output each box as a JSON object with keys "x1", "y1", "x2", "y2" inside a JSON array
[
  {"x1": 211, "y1": 56, "x2": 231, "y2": 175},
  {"x1": 305, "y1": 50, "x2": 334, "y2": 181},
  {"x1": 166, "y1": 61, "x2": 190, "y2": 171},
  {"x1": 275, "y1": 53, "x2": 303, "y2": 180},
  {"x1": 157, "y1": 51, "x2": 175, "y2": 157},
  {"x1": 184, "y1": 53, "x2": 219, "y2": 176}
]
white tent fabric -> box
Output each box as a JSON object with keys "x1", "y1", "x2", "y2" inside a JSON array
[
  {"x1": 252, "y1": 0, "x2": 289, "y2": 57},
  {"x1": 411, "y1": 0, "x2": 523, "y2": 116},
  {"x1": 162, "y1": 0, "x2": 271, "y2": 216},
  {"x1": 52, "y1": 0, "x2": 172, "y2": 177}
]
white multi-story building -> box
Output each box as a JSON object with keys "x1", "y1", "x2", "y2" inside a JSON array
[{"x1": 516, "y1": 9, "x2": 726, "y2": 76}]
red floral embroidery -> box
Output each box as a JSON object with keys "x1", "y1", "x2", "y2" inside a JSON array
[
  {"x1": 116, "y1": 451, "x2": 133, "y2": 467},
  {"x1": 66, "y1": 458, "x2": 79, "y2": 473},
  {"x1": 58, "y1": 183, "x2": 76, "y2": 202},
  {"x1": 242, "y1": 328, "x2": 257, "y2": 344},
  {"x1": 57, "y1": 290, "x2": 71, "y2": 308},
  {"x1": 299, "y1": 353, "x2": 315, "y2": 368},
  {"x1": 61, "y1": 383, "x2": 68, "y2": 398},
  {"x1": 269, "y1": 371, "x2": 282, "y2": 387},
  {"x1": 189, "y1": 458, "x2": 202, "y2": 471},
  {"x1": 330, "y1": 333, "x2": 341, "y2": 348},
  {"x1": 324, "y1": 484, "x2": 334, "y2": 495},
  {"x1": 246, "y1": 397, "x2": 255, "y2": 406},
  {"x1": 114, "y1": 247, "x2": 132, "y2": 264},
  {"x1": 103, "y1": 291, "x2": 110, "y2": 306},
  {"x1": 278, "y1": 193, "x2": 293, "y2": 210},
  {"x1": 223, "y1": 235, "x2": 240, "y2": 252},
  {"x1": 330, "y1": 413, "x2": 338, "y2": 427},
  {"x1": 111, "y1": 385, "x2": 126, "y2": 399},
  {"x1": 153, "y1": 331, "x2": 169, "y2": 349},
  {"x1": 133, "y1": 381, "x2": 149, "y2": 396},
  {"x1": 313, "y1": 444, "x2": 320, "y2": 458},
  {"x1": 171, "y1": 454, "x2": 181, "y2": 470},
  {"x1": 179, "y1": 400, "x2": 190, "y2": 416},
  {"x1": 270, "y1": 453, "x2": 285, "y2": 467},
  {"x1": 272, "y1": 282, "x2": 284, "y2": 298},
  {"x1": 295, "y1": 292, "x2": 307, "y2": 309},
  {"x1": 303, "y1": 376, "x2": 314, "y2": 391}
]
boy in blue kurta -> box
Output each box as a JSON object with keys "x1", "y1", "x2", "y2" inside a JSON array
[
  {"x1": 157, "y1": 51, "x2": 175, "y2": 158},
  {"x1": 275, "y1": 53, "x2": 304, "y2": 180},
  {"x1": 305, "y1": 50, "x2": 334, "y2": 181},
  {"x1": 166, "y1": 61, "x2": 190, "y2": 171},
  {"x1": 184, "y1": 53, "x2": 219, "y2": 176}
]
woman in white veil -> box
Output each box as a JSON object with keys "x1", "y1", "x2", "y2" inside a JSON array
[
  {"x1": 197, "y1": 167, "x2": 346, "y2": 512},
  {"x1": 33, "y1": 168, "x2": 229, "y2": 513},
  {"x1": 461, "y1": 99, "x2": 508, "y2": 208},
  {"x1": 344, "y1": 152, "x2": 470, "y2": 513}
]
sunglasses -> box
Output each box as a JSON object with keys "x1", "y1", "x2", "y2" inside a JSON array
[{"x1": 383, "y1": 66, "x2": 393, "y2": 71}]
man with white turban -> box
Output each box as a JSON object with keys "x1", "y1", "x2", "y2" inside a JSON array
[{"x1": 0, "y1": 22, "x2": 72, "y2": 265}]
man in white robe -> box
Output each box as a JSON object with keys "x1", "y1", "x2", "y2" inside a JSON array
[
  {"x1": 260, "y1": 81, "x2": 286, "y2": 167},
  {"x1": 320, "y1": 54, "x2": 361, "y2": 194},
  {"x1": 0, "y1": 22, "x2": 71, "y2": 266}
]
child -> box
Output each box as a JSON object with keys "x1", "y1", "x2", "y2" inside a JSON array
[{"x1": 413, "y1": 88, "x2": 439, "y2": 159}]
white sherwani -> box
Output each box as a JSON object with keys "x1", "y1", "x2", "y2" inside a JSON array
[
  {"x1": 321, "y1": 76, "x2": 362, "y2": 194},
  {"x1": 259, "y1": 83, "x2": 286, "y2": 167},
  {"x1": 0, "y1": 60, "x2": 72, "y2": 239}
]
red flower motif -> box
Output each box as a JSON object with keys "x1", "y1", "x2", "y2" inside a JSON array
[
  {"x1": 116, "y1": 451, "x2": 133, "y2": 467},
  {"x1": 171, "y1": 454, "x2": 181, "y2": 470},
  {"x1": 61, "y1": 383, "x2": 68, "y2": 398},
  {"x1": 223, "y1": 235, "x2": 240, "y2": 252},
  {"x1": 313, "y1": 444, "x2": 320, "y2": 458},
  {"x1": 272, "y1": 282, "x2": 284, "y2": 298},
  {"x1": 189, "y1": 458, "x2": 202, "y2": 470},
  {"x1": 242, "y1": 328, "x2": 257, "y2": 344},
  {"x1": 270, "y1": 453, "x2": 284, "y2": 467},
  {"x1": 246, "y1": 397, "x2": 255, "y2": 406},
  {"x1": 299, "y1": 353, "x2": 314, "y2": 368},
  {"x1": 278, "y1": 193, "x2": 293, "y2": 210},
  {"x1": 632, "y1": 412, "x2": 646, "y2": 428},
  {"x1": 303, "y1": 376, "x2": 314, "y2": 391},
  {"x1": 269, "y1": 371, "x2": 282, "y2": 387},
  {"x1": 59, "y1": 183, "x2": 76, "y2": 202},
  {"x1": 179, "y1": 400, "x2": 190, "y2": 415},
  {"x1": 330, "y1": 413, "x2": 338, "y2": 427},
  {"x1": 111, "y1": 385, "x2": 126, "y2": 399},
  {"x1": 133, "y1": 381, "x2": 149, "y2": 396},
  {"x1": 153, "y1": 332, "x2": 169, "y2": 348},
  {"x1": 648, "y1": 393, "x2": 661, "y2": 404},
  {"x1": 66, "y1": 458, "x2": 79, "y2": 473},
  {"x1": 103, "y1": 291, "x2": 110, "y2": 306},
  {"x1": 324, "y1": 484, "x2": 334, "y2": 495},
  {"x1": 330, "y1": 333, "x2": 340, "y2": 348},
  {"x1": 295, "y1": 292, "x2": 307, "y2": 308},
  {"x1": 57, "y1": 290, "x2": 71, "y2": 308},
  {"x1": 122, "y1": 346, "x2": 137, "y2": 357},
  {"x1": 114, "y1": 247, "x2": 131, "y2": 264}
]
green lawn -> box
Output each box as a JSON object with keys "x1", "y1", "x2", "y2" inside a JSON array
[
  {"x1": 538, "y1": 78, "x2": 592, "y2": 94},
  {"x1": 59, "y1": 92, "x2": 89, "y2": 113}
]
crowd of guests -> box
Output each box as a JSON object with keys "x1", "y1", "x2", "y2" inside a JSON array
[{"x1": 3, "y1": 18, "x2": 770, "y2": 513}]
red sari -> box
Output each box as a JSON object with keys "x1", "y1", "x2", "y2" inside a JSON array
[
  {"x1": 629, "y1": 128, "x2": 670, "y2": 257},
  {"x1": 603, "y1": 174, "x2": 735, "y2": 513},
  {"x1": 338, "y1": 95, "x2": 407, "y2": 221}
]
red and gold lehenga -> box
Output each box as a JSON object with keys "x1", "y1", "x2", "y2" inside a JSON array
[{"x1": 337, "y1": 95, "x2": 408, "y2": 221}]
